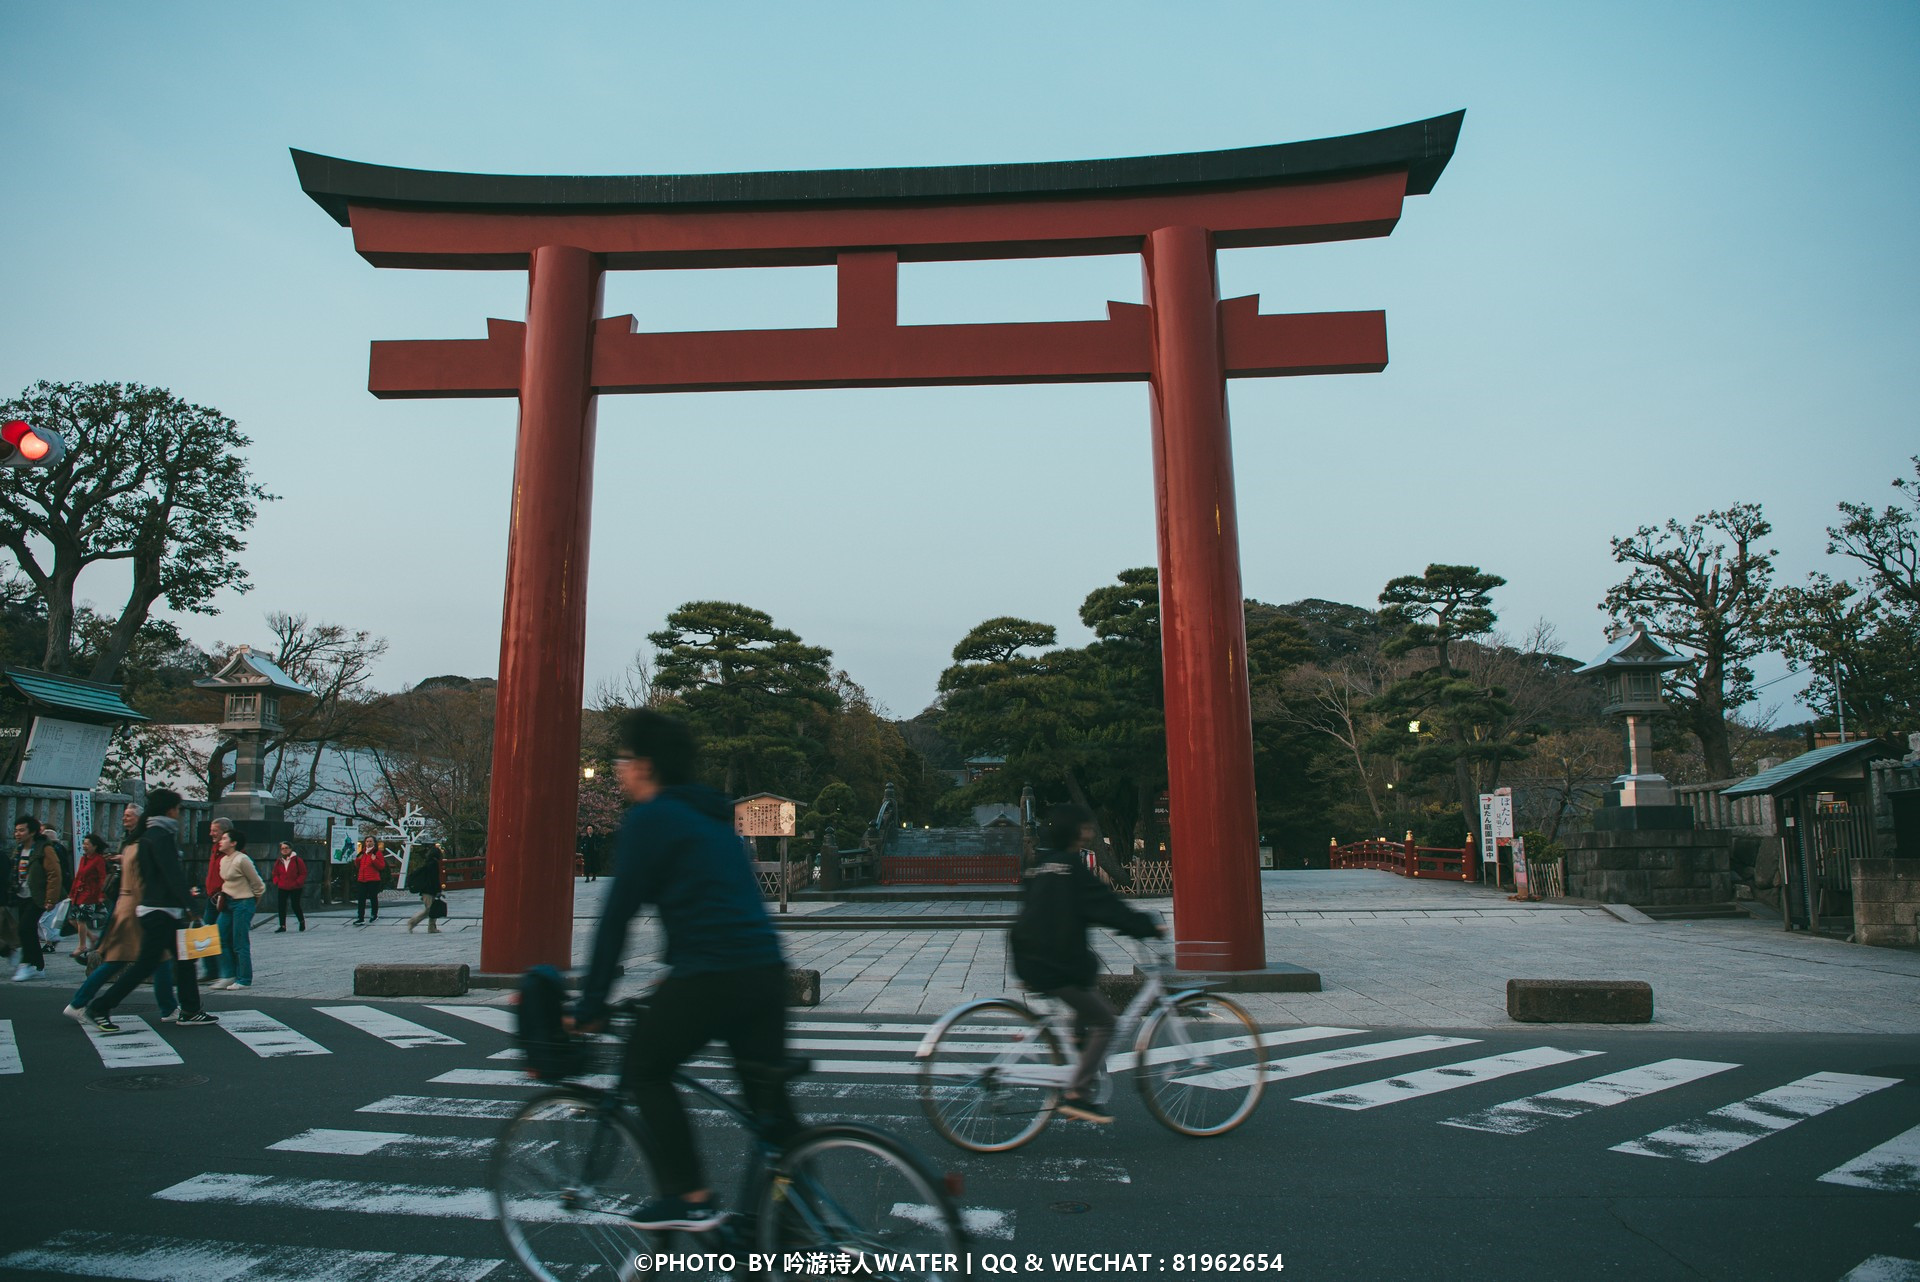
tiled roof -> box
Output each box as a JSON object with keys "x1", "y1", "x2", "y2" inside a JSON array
[
  {"x1": 1722, "y1": 740, "x2": 1890, "y2": 797},
  {"x1": 3, "y1": 668, "x2": 147, "y2": 722}
]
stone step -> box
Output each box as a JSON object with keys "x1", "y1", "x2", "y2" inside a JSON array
[
  {"x1": 775, "y1": 914, "x2": 1014, "y2": 931},
  {"x1": 1635, "y1": 902, "x2": 1747, "y2": 922}
]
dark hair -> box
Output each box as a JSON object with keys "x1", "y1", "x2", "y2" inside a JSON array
[
  {"x1": 1039, "y1": 802, "x2": 1095, "y2": 852},
  {"x1": 144, "y1": 788, "x2": 183, "y2": 817},
  {"x1": 83, "y1": 832, "x2": 108, "y2": 855},
  {"x1": 226, "y1": 829, "x2": 248, "y2": 852},
  {"x1": 14, "y1": 814, "x2": 39, "y2": 833},
  {"x1": 616, "y1": 709, "x2": 697, "y2": 786}
]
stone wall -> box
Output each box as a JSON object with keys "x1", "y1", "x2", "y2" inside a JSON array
[
  {"x1": 1852, "y1": 858, "x2": 1920, "y2": 947},
  {"x1": 1563, "y1": 828, "x2": 1733, "y2": 906}
]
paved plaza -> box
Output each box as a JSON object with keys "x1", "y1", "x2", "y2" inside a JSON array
[{"x1": 77, "y1": 869, "x2": 1919, "y2": 1036}]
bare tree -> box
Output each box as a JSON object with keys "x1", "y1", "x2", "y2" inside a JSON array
[
  {"x1": 1268, "y1": 650, "x2": 1405, "y2": 825},
  {"x1": 364, "y1": 683, "x2": 496, "y2": 859}
]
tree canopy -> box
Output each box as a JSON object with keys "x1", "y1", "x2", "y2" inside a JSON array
[{"x1": 0, "y1": 381, "x2": 274, "y2": 680}]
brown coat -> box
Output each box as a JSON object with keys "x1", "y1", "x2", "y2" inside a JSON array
[{"x1": 98, "y1": 847, "x2": 161, "y2": 964}]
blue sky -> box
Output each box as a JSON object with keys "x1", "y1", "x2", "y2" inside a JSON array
[{"x1": 2, "y1": 2, "x2": 1914, "y2": 720}]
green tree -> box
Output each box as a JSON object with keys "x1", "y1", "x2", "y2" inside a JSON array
[
  {"x1": 1603, "y1": 504, "x2": 1775, "y2": 779},
  {"x1": 0, "y1": 381, "x2": 274, "y2": 679},
  {"x1": 1369, "y1": 564, "x2": 1521, "y2": 833},
  {"x1": 649, "y1": 601, "x2": 839, "y2": 796}
]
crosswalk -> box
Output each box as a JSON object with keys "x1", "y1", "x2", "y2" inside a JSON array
[{"x1": 2, "y1": 1002, "x2": 1917, "y2": 1280}]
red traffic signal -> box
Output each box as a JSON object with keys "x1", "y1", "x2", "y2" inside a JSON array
[{"x1": 2, "y1": 420, "x2": 65, "y2": 469}]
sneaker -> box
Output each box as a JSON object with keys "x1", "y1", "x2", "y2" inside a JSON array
[
  {"x1": 226, "y1": 982, "x2": 249, "y2": 990},
  {"x1": 61, "y1": 1004, "x2": 88, "y2": 1024},
  {"x1": 90, "y1": 1015, "x2": 121, "y2": 1034},
  {"x1": 1056, "y1": 1094, "x2": 1114, "y2": 1124},
  {"x1": 174, "y1": 1011, "x2": 219, "y2": 1026},
  {"x1": 12, "y1": 964, "x2": 41, "y2": 982},
  {"x1": 627, "y1": 1195, "x2": 727, "y2": 1231},
  {"x1": 159, "y1": 1009, "x2": 181, "y2": 1022},
  {"x1": 207, "y1": 978, "x2": 234, "y2": 990}
]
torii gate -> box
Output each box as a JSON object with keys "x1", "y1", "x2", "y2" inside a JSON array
[{"x1": 294, "y1": 111, "x2": 1462, "y2": 978}]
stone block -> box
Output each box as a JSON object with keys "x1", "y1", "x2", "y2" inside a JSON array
[
  {"x1": 354, "y1": 963, "x2": 470, "y2": 997},
  {"x1": 1507, "y1": 978, "x2": 1653, "y2": 1024}
]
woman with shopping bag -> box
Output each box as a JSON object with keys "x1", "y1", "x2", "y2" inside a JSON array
[{"x1": 77, "y1": 790, "x2": 215, "y2": 1032}]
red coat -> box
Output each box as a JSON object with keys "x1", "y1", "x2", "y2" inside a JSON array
[
  {"x1": 70, "y1": 852, "x2": 109, "y2": 906},
  {"x1": 356, "y1": 851, "x2": 386, "y2": 883},
  {"x1": 272, "y1": 853, "x2": 308, "y2": 890}
]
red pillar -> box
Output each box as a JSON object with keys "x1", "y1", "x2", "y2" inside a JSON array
[
  {"x1": 1142, "y1": 225, "x2": 1265, "y2": 973},
  {"x1": 480, "y1": 244, "x2": 603, "y2": 975}
]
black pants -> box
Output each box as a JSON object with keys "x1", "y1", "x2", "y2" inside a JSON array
[
  {"x1": 355, "y1": 883, "x2": 380, "y2": 920},
  {"x1": 620, "y1": 964, "x2": 799, "y2": 1196},
  {"x1": 277, "y1": 889, "x2": 305, "y2": 929},
  {"x1": 89, "y1": 913, "x2": 201, "y2": 1017},
  {"x1": 1046, "y1": 985, "x2": 1118, "y2": 1096},
  {"x1": 9, "y1": 896, "x2": 45, "y2": 969}
]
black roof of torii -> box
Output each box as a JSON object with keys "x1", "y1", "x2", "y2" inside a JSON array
[{"x1": 292, "y1": 110, "x2": 1464, "y2": 226}]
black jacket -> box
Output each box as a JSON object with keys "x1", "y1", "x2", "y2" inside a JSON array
[
  {"x1": 406, "y1": 856, "x2": 442, "y2": 895},
  {"x1": 133, "y1": 821, "x2": 194, "y2": 915},
  {"x1": 1008, "y1": 849, "x2": 1159, "y2": 992}
]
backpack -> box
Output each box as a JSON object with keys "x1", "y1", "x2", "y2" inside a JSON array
[{"x1": 515, "y1": 965, "x2": 588, "y2": 1082}]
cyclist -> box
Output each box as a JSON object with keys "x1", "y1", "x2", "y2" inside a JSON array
[
  {"x1": 570, "y1": 709, "x2": 799, "y2": 1232},
  {"x1": 1008, "y1": 802, "x2": 1162, "y2": 1124}
]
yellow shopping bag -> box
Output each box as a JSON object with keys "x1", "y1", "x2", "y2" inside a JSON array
[{"x1": 177, "y1": 924, "x2": 223, "y2": 960}]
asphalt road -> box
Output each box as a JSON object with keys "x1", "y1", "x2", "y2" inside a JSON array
[{"x1": 0, "y1": 984, "x2": 1915, "y2": 1282}]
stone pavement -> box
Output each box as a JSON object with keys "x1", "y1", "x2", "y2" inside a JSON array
[{"x1": 30, "y1": 870, "x2": 1917, "y2": 1034}]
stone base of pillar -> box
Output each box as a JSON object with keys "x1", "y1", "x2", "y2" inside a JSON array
[{"x1": 1134, "y1": 961, "x2": 1321, "y2": 993}]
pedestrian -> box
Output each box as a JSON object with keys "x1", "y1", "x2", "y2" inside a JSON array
[
  {"x1": 271, "y1": 842, "x2": 307, "y2": 932},
  {"x1": 406, "y1": 845, "x2": 443, "y2": 933},
  {"x1": 1007, "y1": 802, "x2": 1162, "y2": 1124},
  {"x1": 208, "y1": 828, "x2": 265, "y2": 990},
  {"x1": 7, "y1": 814, "x2": 65, "y2": 982},
  {"x1": 68, "y1": 833, "x2": 112, "y2": 963},
  {"x1": 79, "y1": 789, "x2": 215, "y2": 1031},
  {"x1": 65, "y1": 807, "x2": 177, "y2": 1021},
  {"x1": 353, "y1": 836, "x2": 384, "y2": 924},
  {"x1": 194, "y1": 817, "x2": 233, "y2": 982},
  {"x1": 579, "y1": 824, "x2": 599, "y2": 882}
]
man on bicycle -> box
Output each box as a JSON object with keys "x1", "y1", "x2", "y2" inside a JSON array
[
  {"x1": 572, "y1": 709, "x2": 799, "y2": 1231},
  {"x1": 1008, "y1": 803, "x2": 1162, "y2": 1123}
]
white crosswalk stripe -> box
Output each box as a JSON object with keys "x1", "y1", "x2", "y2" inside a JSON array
[
  {"x1": 271, "y1": 1128, "x2": 494, "y2": 1159},
  {"x1": 1441, "y1": 1058, "x2": 1739, "y2": 1135},
  {"x1": 1838, "y1": 1256, "x2": 1920, "y2": 1282},
  {"x1": 219, "y1": 1009, "x2": 331, "y2": 1058},
  {"x1": 83, "y1": 1015, "x2": 182, "y2": 1069},
  {"x1": 1177, "y1": 1034, "x2": 1478, "y2": 1090},
  {"x1": 1818, "y1": 1121, "x2": 1920, "y2": 1193},
  {"x1": 315, "y1": 1005, "x2": 463, "y2": 1048},
  {"x1": 0, "y1": 1019, "x2": 19, "y2": 1074},
  {"x1": 360, "y1": 1093, "x2": 525, "y2": 1120},
  {"x1": 428, "y1": 1004, "x2": 516, "y2": 1033},
  {"x1": 0, "y1": 1229, "x2": 510, "y2": 1282},
  {"x1": 1297, "y1": 1046, "x2": 1603, "y2": 1110},
  {"x1": 1612, "y1": 1071, "x2": 1902, "y2": 1163}
]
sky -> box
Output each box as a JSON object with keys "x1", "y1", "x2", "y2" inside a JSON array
[{"x1": 2, "y1": 2, "x2": 1914, "y2": 722}]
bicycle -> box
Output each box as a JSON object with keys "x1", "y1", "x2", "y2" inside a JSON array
[
  {"x1": 915, "y1": 937, "x2": 1266, "y2": 1151},
  {"x1": 491, "y1": 1000, "x2": 969, "y2": 1282}
]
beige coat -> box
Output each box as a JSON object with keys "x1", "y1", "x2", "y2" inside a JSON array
[
  {"x1": 219, "y1": 853, "x2": 266, "y2": 900},
  {"x1": 98, "y1": 847, "x2": 156, "y2": 964}
]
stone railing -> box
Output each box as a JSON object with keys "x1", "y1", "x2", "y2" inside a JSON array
[{"x1": 1672, "y1": 780, "x2": 1775, "y2": 835}]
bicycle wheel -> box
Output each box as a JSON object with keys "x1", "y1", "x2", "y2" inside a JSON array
[
  {"x1": 759, "y1": 1123, "x2": 967, "y2": 1281},
  {"x1": 917, "y1": 998, "x2": 1062, "y2": 1153},
  {"x1": 1134, "y1": 992, "x2": 1265, "y2": 1137},
  {"x1": 492, "y1": 1086, "x2": 657, "y2": 1282}
]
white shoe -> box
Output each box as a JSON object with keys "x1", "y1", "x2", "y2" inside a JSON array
[
  {"x1": 61, "y1": 1004, "x2": 88, "y2": 1023},
  {"x1": 207, "y1": 978, "x2": 234, "y2": 990},
  {"x1": 160, "y1": 1010, "x2": 181, "y2": 1022},
  {"x1": 11, "y1": 964, "x2": 41, "y2": 982},
  {"x1": 226, "y1": 982, "x2": 249, "y2": 990}
]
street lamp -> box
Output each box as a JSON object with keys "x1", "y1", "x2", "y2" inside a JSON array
[{"x1": 581, "y1": 765, "x2": 595, "y2": 780}]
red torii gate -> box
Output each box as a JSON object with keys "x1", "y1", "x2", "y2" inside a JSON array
[{"x1": 294, "y1": 111, "x2": 1462, "y2": 978}]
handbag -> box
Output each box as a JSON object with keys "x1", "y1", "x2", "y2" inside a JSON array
[
  {"x1": 176, "y1": 924, "x2": 223, "y2": 960},
  {"x1": 210, "y1": 891, "x2": 233, "y2": 914},
  {"x1": 38, "y1": 899, "x2": 72, "y2": 946},
  {"x1": 428, "y1": 897, "x2": 448, "y2": 920}
]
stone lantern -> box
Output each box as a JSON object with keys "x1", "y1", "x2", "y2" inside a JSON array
[
  {"x1": 1573, "y1": 629, "x2": 1693, "y2": 826},
  {"x1": 195, "y1": 646, "x2": 312, "y2": 844}
]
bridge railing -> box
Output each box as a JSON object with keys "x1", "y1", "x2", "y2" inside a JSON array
[{"x1": 1329, "y1": 833, "x2": 1477, "y2": 882}]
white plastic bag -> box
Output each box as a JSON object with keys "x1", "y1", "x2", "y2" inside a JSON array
[{"x1": 38, "y1": 898, "x2": 71, "y2": 946}]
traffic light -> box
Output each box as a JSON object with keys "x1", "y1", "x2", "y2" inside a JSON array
[{"x1": 2, "y1": 420, "x2": 65, "y2": 469}]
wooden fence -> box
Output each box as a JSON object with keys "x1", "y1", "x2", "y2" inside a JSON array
[
  {"x1": 1329, "y1": 834, "x2": 1478, "y2": 882},
  {"x1": 880, "y1": 853, "x2": 1021, "y2": 885}
]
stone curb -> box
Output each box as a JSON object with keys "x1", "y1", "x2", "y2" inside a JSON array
[
  {"x1": 1507, "y1": 978, "x2": 1653, "y2": 1023},
  {"x1": 354, "y1": 963, "x2": 470, "y2": 997}
]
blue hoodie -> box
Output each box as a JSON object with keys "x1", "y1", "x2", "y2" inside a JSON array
[{"x1": 575, "y1": 784, "x2": 784, "y2": 1023}]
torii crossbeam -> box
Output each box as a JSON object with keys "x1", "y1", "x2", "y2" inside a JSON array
[{"x1": 294, "y1": 111, "x2": 1463, "y2": 978}]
